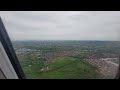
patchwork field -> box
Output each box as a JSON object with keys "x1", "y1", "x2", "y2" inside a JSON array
[
  {"x1": 14, "y1": 41, "x2": 120, "y2": 79},
  {"x1": 21, "y1": 56, "x2": 103, "y2": 79}
]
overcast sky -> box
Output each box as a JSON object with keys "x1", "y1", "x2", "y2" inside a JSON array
[{"x1": 0, "y1": 11, "x2": 120, "y2": 41}]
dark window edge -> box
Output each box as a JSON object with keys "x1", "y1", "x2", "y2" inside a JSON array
[
  {"x1": 0, "y1": 17, "x2": 26, "y2": 79},
  {"x1": 115, "y1": 55, "x2": 120, "y2": 79}
]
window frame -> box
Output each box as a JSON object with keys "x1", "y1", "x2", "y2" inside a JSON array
[
  {"x1": 0, "y1": 68, "x2": 7, "y2": 79},
  {"x1": 0, "y1": 17, "x2": 25, "y2": 79},
  {"x1": 0, "y1": 16, "x2": 120, "y2": 79},
  {"x1": 115, "y1": 55, "x2": 120, "y2": 79}
]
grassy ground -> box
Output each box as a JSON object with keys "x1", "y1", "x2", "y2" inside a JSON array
[{"x1": 20, "y1": 56, "x2": 103, "y2": 79}]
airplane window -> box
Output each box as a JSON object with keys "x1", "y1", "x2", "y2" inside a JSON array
[{"x1": 0, "y1": 11, "x2": 120, "y2": 79}]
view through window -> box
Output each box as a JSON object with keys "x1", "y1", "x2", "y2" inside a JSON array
[{"x1": 0, "y1": 11, "x2": 120, "y2": 79}]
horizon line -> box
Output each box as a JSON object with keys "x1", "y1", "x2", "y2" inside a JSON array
[{"x1": 12, "y1": 40, "x2": 120, "y2": 42}]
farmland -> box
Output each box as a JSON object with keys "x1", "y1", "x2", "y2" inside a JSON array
[{"x1": 12, "y1": 40, "x2": 120, "y2": 79}]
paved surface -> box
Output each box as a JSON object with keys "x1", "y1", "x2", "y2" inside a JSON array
[{"x1": 85, "y1": 58, "x2": 119, "y2": 77}]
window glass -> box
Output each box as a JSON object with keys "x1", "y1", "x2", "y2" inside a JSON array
[{"x1": 0, "y1": 11, "x2": 120, "y2": 79}]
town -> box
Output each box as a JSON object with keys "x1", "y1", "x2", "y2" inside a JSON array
[{"x1": 12, "y1": 40, "x2": 120, "y2": 79}]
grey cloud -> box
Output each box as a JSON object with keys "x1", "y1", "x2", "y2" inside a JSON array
[
  {"x1": 13, "y1": 12, "x2": 58, "y2": 23},
  {"x1": 0, "y1": 11, "x2": 120, "y2": 41}
]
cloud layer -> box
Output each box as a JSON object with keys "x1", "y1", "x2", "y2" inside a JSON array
[{"x1": 0, "y1": 11, "x2": 120, "y2": 41}]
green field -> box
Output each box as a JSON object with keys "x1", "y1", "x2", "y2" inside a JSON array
[{"x1": 20, "y1": 56, "x2": 103, "y2": 79}]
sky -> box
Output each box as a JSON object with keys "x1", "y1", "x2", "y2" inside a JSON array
[{"x1": 0, "y1": 11, "x2": 120, "y2": 41}]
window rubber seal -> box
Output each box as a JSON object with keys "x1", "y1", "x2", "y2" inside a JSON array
[{"x1": 0, "y1": 17, "x2": 26, "y2": 79}]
